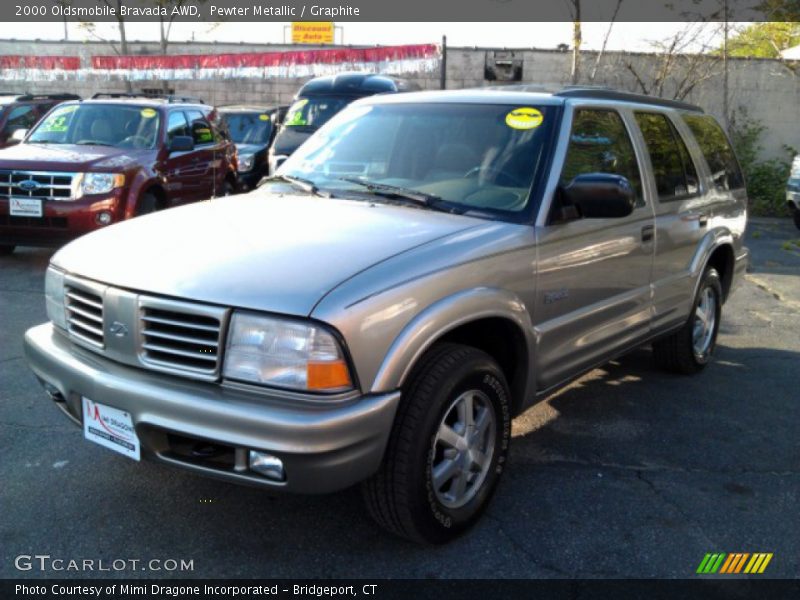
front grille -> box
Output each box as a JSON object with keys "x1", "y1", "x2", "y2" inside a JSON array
[
  {"x1": 0, "y1": 170, "x2": 76, "y2": 201},
  {"x1": 65, "y1": 285, "x2": 105, "y2": 348},
  {"x1": 139, "y1": 298, "x2": 226, "y2": 380},
  {"x1": 0, "y1": 215, "x2": 68, "y2": 228}
]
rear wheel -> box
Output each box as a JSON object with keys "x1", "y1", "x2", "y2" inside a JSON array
[
  {"x1": 0, "y1": 245, "x2": 15, "y2": 255},
  {"x1": 653, "y1": 267, "x2": 722, "y2": 374},
  {"x1": 362, "y1": 343, "x2": 511, "y2": 544}
]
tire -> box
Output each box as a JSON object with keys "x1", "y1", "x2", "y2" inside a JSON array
[
  {"x1": 793, "y1": 209, "x2": 800, "y2": 231},
  {"x1": 653, "y1": 267, "x2": 722, "y2": 374},
  {"x1": 220, "y1": 179, "x2": 235, "y2": 197},
  {"x1": 0, "y1": 245, "x2": 15, "y2": 255},
  {"x1": 362, "y1": 343, "x2": 511, "y2": 544},
  {"x1": 135, "y1": 192, "x2": 158, "y2": 216}
]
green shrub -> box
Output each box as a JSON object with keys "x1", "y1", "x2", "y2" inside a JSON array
[{"x1": 729, "y1": 109, "x2": 794, "y2": 217}]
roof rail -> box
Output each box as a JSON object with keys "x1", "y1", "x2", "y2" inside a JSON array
[
  {"x1": 555, "y1": 87, "x2": 703, "y2": 113},
  {"x1": 91, "y1": 92, "x2": 205, "y2": 104},
  {"x1": 15, "y1": 93, "x2": 81, "y2": 102}
]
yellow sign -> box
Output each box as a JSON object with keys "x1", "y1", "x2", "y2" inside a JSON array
[
  {"x1": 505, "y1": 107, "x2": 543, "y2": 130},
  {"x1": 291, "y1": 22, "x2": 335, "y2": 44}
]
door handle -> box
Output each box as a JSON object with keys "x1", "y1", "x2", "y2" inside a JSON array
[{"x1": 641, "y1": 224, "x2": 655, "y2": 243}]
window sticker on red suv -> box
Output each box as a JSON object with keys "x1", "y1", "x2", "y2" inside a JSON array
[{"x1": 38, "y1": 105, "x2": 77, "y2": 133}]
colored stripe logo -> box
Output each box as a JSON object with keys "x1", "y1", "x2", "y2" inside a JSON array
[{"x1": 696, "y1": 553, "x2": 773, "y2": 574}]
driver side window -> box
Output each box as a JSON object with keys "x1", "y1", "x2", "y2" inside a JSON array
[{"x1": 559, "y1": 109, "x2": 643, "y2": 208}]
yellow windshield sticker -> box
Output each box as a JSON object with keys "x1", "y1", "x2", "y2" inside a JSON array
[
  {"x1": 506, "y1": 107, "x2": 543, "y2": 130},
  {"x1": 141, "y1": 108, "x2": 157, "y2": 118},
  {"x1": 259, "y1": 114, "x2": 270, "y2": 121}
]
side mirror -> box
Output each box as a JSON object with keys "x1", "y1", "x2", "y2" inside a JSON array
[
  {"x1": 168, "y1": 135, "x2": 194, "y2": 153},
  {"x1": 560, "y1": 173, "x2": 636, "y2": 219},
  {"x1": 10, "y1": 128, "x2": 28, "y2": 144}
]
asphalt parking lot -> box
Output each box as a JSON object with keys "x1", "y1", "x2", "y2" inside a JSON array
[{"x1": 1, "y1": 217, "x2": 798, "y2": 579}]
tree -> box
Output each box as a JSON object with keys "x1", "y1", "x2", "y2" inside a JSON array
[
  {"x1": 565, "y1": 0, "x2": 582, "y2": 84},
  {"x1": 725, "y1": 22, "x2": 800, "y2": 58},
  {"x1": 588, "y1": 0, "x2": 624, "y2": 82},
  {"x1": 78, "y1": 0, "x2": 131, "y2": 91},
  {"x1": 152, "y1": 0, "x2": 212, "y2": 91},
  {"x1": 622, "y1": 22, "x2": 724, "y2": 100}
]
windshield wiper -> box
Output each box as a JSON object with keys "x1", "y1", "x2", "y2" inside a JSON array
[
  {"x1": 263, "y1": 173, "x2": 324, "y2": 196},
  {"x1": 338, "y1": 177, "x2": 443, "y2": 208},
  {"x1": 74, "y1": 141, "x2": 116, "y2": 147}
]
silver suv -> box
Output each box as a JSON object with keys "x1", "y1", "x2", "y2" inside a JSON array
[{"x1": 24, "y1": 88, "x2": 749, "y2": 543}]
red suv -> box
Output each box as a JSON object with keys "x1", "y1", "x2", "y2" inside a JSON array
[{"x1": 0, "y1": 93, "x2": 237, "y2": 254}]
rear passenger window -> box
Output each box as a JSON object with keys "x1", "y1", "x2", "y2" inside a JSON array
[
  {"x1": 635, "y1": 112, "x2": 699, "y2": 201},
  {"x1": 560, "y1": 109, "x2": 643, "y2": 206},
  {"x1": 682, "y1": 114, "x2": 744, "y2": 192},
  {"x1": 186, "y1": 110, "x2": 214, "y2": 146}
]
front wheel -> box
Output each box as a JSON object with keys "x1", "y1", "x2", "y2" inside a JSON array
[
  {"x1": 362, "y1": 343, "x2": 511, "y2": 544},
  {"x1": 793, "y1": 209, "x2": 800, "y2": 230},
  {"x1": 653, "y1": 267, "x2": 722, "y2": 374}
]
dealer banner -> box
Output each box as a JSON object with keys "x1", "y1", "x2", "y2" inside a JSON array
[
  {"x1": 0, "y1": 44, "x2": 440, "y2": 82},
  {"x1": 89, "y1": 44, "x2": 440, "y2": 81}
]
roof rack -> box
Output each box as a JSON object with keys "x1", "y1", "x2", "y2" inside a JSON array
[
  {"x1": 555, "y1": 87, "x2": 703, "y2": 113},
  {"x1": 91, "y1": 92, "x2": 205, "y2": 104}
]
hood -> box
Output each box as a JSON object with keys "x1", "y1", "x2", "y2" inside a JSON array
[
  {"x1": 52, "y1": 193, "x2": 482, "y2": 316},
  {"x1": 0, "y1": 143, "x2": 150, "y2": 171},
  {"x1": 271, "y1": 127, "x2": 313, "y2": 156}
]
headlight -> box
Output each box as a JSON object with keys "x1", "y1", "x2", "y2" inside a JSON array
[
  {"x1": 80, "y1": 172, "x2": 125, "y2": 196},
  {"x1": 238, "y1": 153, "x2": 255, "y2": 172},
  {"x1": 45, "y1": 266, "x2": 67, "y2": 330},
  {"x1": 223, "y1": 313, "x2": 353, "y2": 392}
]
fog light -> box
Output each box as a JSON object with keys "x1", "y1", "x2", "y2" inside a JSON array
[
  {"x1": 95, "y1": 211, "x2": 113, "y2": 226},
  {"x1": 249, "y1": 450, "x2": 285, "y2": 481}
]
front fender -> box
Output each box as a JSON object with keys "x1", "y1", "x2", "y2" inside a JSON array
[{"x1": 370, "y1": 287, "x2": 535, "y2": 397}]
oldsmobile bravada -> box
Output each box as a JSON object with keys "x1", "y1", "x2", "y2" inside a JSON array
[{"x1": 25, "y1": 88, "x2": 749, "y2": 543}]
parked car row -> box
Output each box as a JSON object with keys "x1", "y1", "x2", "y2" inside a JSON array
[
  {"x1": 22, "y1": 85, "x2": 749, "y2": 543},
  {"x1": 0, "y1": 73, "x2": 416, "y2": 253}
]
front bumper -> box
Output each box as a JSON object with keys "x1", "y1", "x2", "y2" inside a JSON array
[
  {"x1": 0, "y1": 194, "x2": 122, "y2": 247},
  {"x1": 24, "y1": 322, "x2": 400, "y2": 493}
]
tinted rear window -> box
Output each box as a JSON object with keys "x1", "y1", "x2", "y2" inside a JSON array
[{"x1": 682, "y1": 114, "x2": 744, "y2": 192}]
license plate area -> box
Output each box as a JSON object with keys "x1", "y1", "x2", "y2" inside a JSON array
[
  {"x1": 9, "y1": 197, "x2": 43, "y2": 217},
  {"x1": 82, "y1": 397, "x2": 141, "y2": 461}
]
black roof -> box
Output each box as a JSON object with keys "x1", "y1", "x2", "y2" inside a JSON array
[
  {"x1": 0, "y1": 93, "x2": 81, "y2": 103},
  {"x1": 297, "y1": 72, "x2": 421, "y2": 98},
  {"x1": 218, "y1": 104, "x2": 287, "y2": 113},
  {"x1": 91, "y1": 92, "x2": 206, "y2": 105}
]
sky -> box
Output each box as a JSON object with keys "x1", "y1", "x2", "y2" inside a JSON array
[{"x1": 7, "y1": 21, "x2": 729, "y2": 53}]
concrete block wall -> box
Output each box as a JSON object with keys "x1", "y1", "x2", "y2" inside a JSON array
[{"x1": 1, "y1": 39, "x2": 798, "y2": 160}]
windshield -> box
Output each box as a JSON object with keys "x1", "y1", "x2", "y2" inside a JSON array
[
  {"x1": 278, "y1": 102, "x2": 554, "y2": 217},
  {"x1": 27, "y1": 103, "x2": 161, "y2": 149},
  {"x1": 223, "y1": 112, "x2": 273, "y2": 144},
  {"x1": 283, "y1": 96, "x2": 351, "y2": 130}
]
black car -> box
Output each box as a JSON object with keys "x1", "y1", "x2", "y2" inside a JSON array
[
  {"x1": 267, "y1": 73, "x2": 419, "y2": 174},
  {"x1": 219, "y1": 105, "x2": 286, "y2": 191},
  {"x1": 0, "y1": 93, "x2": 81, "y2": 148}
]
